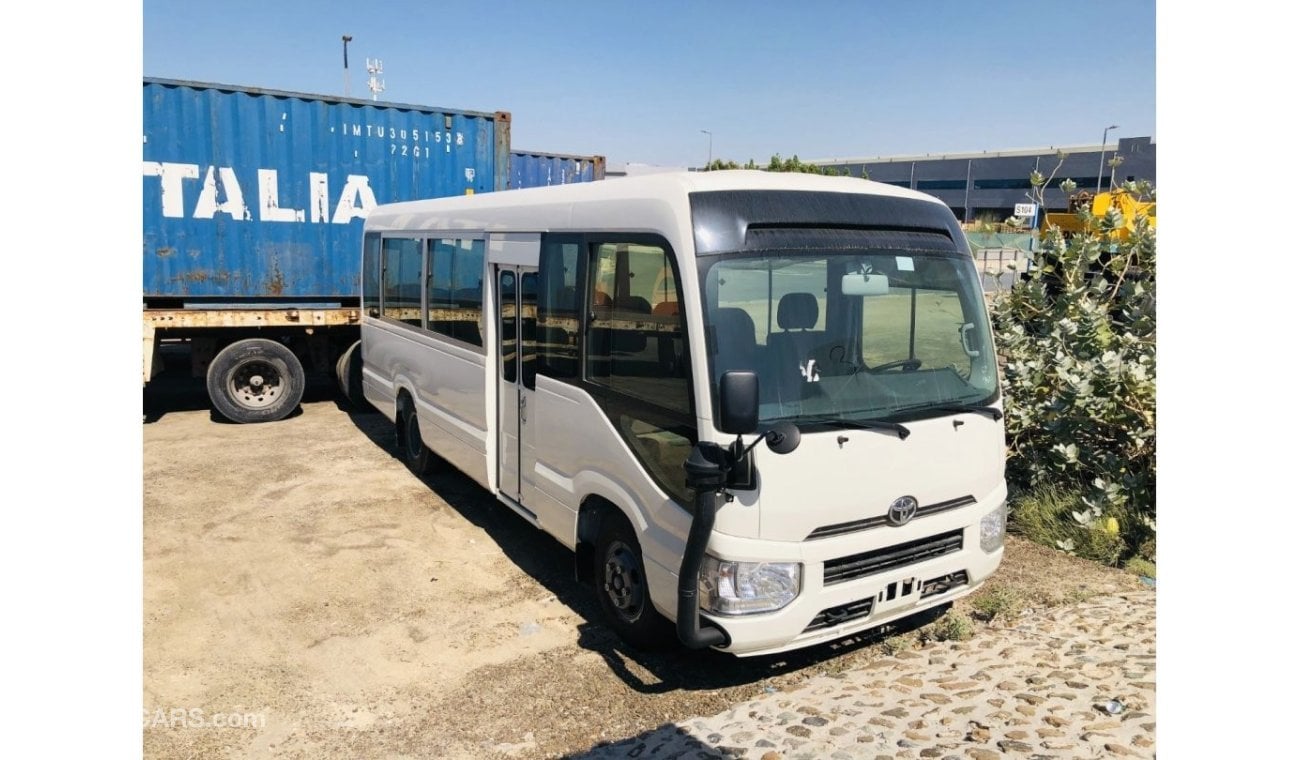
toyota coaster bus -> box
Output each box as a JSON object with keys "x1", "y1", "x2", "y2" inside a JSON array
[{"x1": 358, "y1": 170, "x2": 1007, "y2": 656}]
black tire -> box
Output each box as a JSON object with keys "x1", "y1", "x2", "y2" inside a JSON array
[
  {"x1": 594, "y1": 511, "x2": 675, "y2": 650},
  {"x1": 335, "y1": 340, "x2": 368, "y2": 409},
  {"x1": 206, "y1": 338, "x2": 305, "y2": 424},
  {"x1": 396, "y1": 399, "x2": 432, "y2": 477}
]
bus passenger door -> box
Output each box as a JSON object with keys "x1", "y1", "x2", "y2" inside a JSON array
[{"x1": 496, "y1": 266, "x2": 539, "y2": 513}]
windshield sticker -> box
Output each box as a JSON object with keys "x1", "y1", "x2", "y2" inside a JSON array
[
  {"x1": 799, "y1": 359, "x2": 821, "y2": 383},
  {"x1": 896, "y1": 256, "x2": 915, "y2": 272}
]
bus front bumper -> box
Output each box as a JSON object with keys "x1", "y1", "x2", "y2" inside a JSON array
[{"x1": 657, "y1": 504, "x2": 1005, "y2": 657}]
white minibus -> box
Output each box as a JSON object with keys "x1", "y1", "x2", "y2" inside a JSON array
[{"x1": 359, "y1": 170, "x2": 1006, "y2": 656}]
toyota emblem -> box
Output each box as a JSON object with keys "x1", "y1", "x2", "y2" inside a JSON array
[{"x1": 887, "y1": 496, "x2": 919, "y2": 527}]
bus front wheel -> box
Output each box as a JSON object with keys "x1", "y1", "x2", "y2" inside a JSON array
[{"x1": 594, "y1": 511, "x2": 674, "y2": 650}]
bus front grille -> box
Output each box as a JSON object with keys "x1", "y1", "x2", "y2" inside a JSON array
[
  {"x1": 823, "y1": 529, "x2": 964, "y2": 586},
  {"x1": 803, "y1": 597, "x2": 875, "y2": 633},
  {"x1": 806, "y1": 496, "x2": 976, "y2": 540},
  {"x1": 921, "y1": 570, "x2": 969, "y2": 598}
]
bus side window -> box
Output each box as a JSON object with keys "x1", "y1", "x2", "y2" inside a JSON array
[
  {"x1": 383, "y1": 237, "x2": 423, "y2": 328},
  {"x1": 650, "y1": 265, "x2": 678, "y2": 317},
  {"x1": 427, "y1": 238, "x2": 484, "y2": 348},
  {"x1": 583, "y1": 238, "x2": 694, "y2": 505},
  {"x1": 538, "y1": 238, "x2": 580, "y2": 379},
  {"x1": 362, "y1": 232, "x2": 381, "y2": 317},
  {"x1": 428, "y1": 239, "x2": 455, "y2": 333},
  {"x1": 585, "y1": 242, "x2": 689, "y2": 413},
  {"x1": 451, "y1": 239, "x2": 485, "y2": 347}
]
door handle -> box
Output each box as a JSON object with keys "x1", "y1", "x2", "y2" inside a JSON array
[{"x1": 519, "y1": 395, "x2": 527, "y2": 424}]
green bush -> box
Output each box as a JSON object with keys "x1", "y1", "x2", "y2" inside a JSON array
[
  {"x1": 926, "y1": 610, "x2": 976, "y2": 642},
  {"x1": 879, "y1": 633, "x2": 915, "y2": 656},
  {"x1": 970, "y1": 585, "x2": 1025, "y2": 622},
  {"x1": 989, "y1": 179, "x2": 1156, "y2": 561},
  {"x1": 1009, "y1": 484, "x2": 1125, "y2": 565},
  {"x1": 1124, "y1": 557, "x2": 1157, "y2": 578}
]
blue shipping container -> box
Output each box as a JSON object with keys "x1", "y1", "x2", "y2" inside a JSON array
[
  {"x1": 142, "y1": 78, "x2": 510, "y2": 301},
  {"x1": 510, "y1": 151, "x2": 605, "y2": 190}
]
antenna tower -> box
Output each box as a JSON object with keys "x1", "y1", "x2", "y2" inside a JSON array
[{"x1": 366, "y1": 58, "x2": 385, "y2": 101}]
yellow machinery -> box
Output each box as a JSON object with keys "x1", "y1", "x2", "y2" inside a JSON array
[{"x1": 1041, "y1": 189, "x2": 1156, "y2": 240}]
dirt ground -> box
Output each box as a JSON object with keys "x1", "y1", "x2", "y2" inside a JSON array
[{"x1": 143, "y1": 357, "x2": 1140, "y2": 759}]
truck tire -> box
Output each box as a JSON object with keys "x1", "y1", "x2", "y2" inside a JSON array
[
  {"x1": 593, "y1": 510, "x2": 675, "y2": 650},
  {"x1": 335, "y1": 340, "x2": 368, "y2": 409},
  {"x1": 206, "y1": 338, "x2": 305, "y2": 424}
]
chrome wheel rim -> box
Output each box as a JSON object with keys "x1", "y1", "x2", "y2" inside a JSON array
[{"x1": 227, "y1": 359, "x2": 281, "y2": 410}]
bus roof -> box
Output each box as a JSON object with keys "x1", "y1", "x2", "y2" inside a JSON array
[{"x1": 364, "y1": 170, "x2": 947, "y2": 234}]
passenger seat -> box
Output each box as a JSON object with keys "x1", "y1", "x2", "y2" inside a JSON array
[{"x1": 766, "y1": 292, "x2": 825, "y2": 410}]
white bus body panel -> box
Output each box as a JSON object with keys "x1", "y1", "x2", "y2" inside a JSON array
[
  {"x1": 361, "y1": 323, "x2": 491, "y2": 490},
  {"x1": 746, "y1": 415, "x2": 1005, "y2": 542},
  {"x1": 360, "y1": 171, "x2": 1003, "y2": 656},
  {"x1": 487, "y1": 232, "x2": 541, "y2": 266}
]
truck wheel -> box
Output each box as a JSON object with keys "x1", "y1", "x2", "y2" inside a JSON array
[
  {"x1": 206, "y1": 338, "x2": 305, "y2": 424},
  {"x1": 594, "y1": 511, "x2": 675, "y2": 650},
  {"x1": 335, "y1": 340, "x2": 368, "y2": 409},
  {"x1": 397, "y1": 400, "x2": 432, "y2": 477}
]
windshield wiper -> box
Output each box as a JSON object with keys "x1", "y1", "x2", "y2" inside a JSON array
[
  {"x1": 796, "y1": 417, "x2": 912, "y2": 440},
  {"x1": 906, "y1": 403, "x2": 1004, "y2": 421}
]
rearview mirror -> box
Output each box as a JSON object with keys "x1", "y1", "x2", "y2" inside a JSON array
[
  {"x1": 841, "y1": 273, "x2": 890, "y2": 296},
  {"x1": 718, "y1": 371, "x2": 759, "y2": 435}
]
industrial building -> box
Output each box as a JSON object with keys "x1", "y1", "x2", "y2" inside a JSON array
[{"x1": 809, "y1": 136, "x2": 1156, "y2": 223}]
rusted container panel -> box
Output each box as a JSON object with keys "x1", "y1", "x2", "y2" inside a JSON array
[
  {"x1": 142, "y1": 78, "x2": 508, "y2": 301},
  {"x1": 510, "y1": 151, "x2": 605, "y2": 189}
]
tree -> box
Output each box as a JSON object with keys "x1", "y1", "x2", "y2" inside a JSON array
[
  {"x1": 989, "y1": 175, "x2": 1156, "y2": 562},
  {"x1": 704, "y1": 154, "x2": 868, "y2": 179}
]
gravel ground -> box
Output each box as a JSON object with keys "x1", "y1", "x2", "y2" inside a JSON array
[
  {"x1": 578, "y1": 590, "x2": 1155, "y2": 758},
  {"x1": 143, "y1": 363, "x2": 1146, "y2": 759}
]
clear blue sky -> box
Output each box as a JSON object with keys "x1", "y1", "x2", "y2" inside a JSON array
[{"x1": 143, "y1": 0, "x2": 1154, "y2": 167}]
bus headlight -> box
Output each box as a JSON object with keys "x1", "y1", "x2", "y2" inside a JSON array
[
  {"x1": 699, "y1": 557, "x2": 801, "y2": 615},
  {"x1": 980, "y1": 501, "x2": 1007, "y2": 553}
]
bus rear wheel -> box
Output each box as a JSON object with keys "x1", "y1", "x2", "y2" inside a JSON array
[
  {"x1": 335, "y1": 340, "x2": 367, "y2": 409},
  {"x1": 206, "y1": 338, "x2": 305, "y2": 424},
  {"x1": 397, "y1": 401, "x2": 432, "y2": 477}
]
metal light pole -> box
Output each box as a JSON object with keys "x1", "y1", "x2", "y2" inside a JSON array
[
  {"x1": 700, "y1": 130, "x2": 712, "y2": 169},
  {"x1": 1096, "y1": 124, "x2": 1118, "y2": 193},
  {"x1": 342, "y1": 35, "x2": 352, "y2": 97}
]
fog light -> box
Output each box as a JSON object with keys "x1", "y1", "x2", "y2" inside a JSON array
[
  {"x1": 699, "y1": 557, "x2": 801, "y2": 615},
  {"x1": 980, "y1": 501, "x2": 1007, "y2": 553}
]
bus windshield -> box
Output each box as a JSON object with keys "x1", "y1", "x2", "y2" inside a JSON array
[{"x1": 700, "y1": 248, "x2": 999, "y2": 426}]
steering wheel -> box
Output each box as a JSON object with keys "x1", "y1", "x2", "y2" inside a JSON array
[{"x1": 870, "y1": 358, "x2": 922, "y2": 373}]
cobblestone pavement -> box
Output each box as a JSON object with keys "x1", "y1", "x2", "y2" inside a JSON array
[{"x1": 579, "y1": 589, "x2": 1155, "y2": 759}]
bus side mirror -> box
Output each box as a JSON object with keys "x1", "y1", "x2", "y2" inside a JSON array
[{"x1": 719, "y1": 371, "x2": 759, "y2": 435}]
